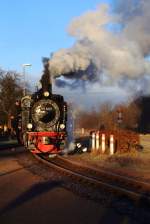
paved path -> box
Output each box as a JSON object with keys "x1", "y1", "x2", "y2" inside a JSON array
[{"x1": 0, "y1": 148, "x2": 130, "y2": 224}]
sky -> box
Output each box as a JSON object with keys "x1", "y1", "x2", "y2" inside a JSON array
[
  {"x1": 0, "y1": 0, "x2": 150, "y2": 109},
  {"x1": 0, "y1": 0, "x2": 113, "y2": 82}
]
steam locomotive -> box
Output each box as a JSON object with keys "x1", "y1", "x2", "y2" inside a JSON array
[{"x1": 18, "y1": 58, "x2": 67, "y2": 154}]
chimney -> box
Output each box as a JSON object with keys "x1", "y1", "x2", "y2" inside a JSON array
[{"x1": 40, "y1": 57, "x2": 52, "y2": 93}]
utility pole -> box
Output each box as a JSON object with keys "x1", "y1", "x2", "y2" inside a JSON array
[{"x1": 22, "y1": 64, "x2": 32, "y2": 96}]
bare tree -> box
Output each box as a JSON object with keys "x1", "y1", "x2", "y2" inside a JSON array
[
  {"x1": 98, "y1": 103, "x2": 116, "y2": 130},
  {"x1": 115, "y1": 102, "x2": 141, "y2": 130},
  {"x1": 0, "y1": 69, "x2": 23, "y2": 128},
  {"x1": 77, "y1": 108, "x2": 100, "y2": 130},
  {"x1": 77, "y1": 101, "x2": 141, "y2": 131}
]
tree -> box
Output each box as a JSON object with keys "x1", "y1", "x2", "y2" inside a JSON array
[
  {"x1": 77, "y1": 101, "x2": 141, "y2": 132},
  {"x1": 77, "y1": 109, "x2": 100, "y2": 130},
  {"x1": 98, "y1": 103, "x2": 116, "y2": 130},
  {"x1": 0, "y1": 69, "x2": 23, "y2": 128},
  {"x1": 116, "y1": 102, "x2": 141, "y2": 130}
]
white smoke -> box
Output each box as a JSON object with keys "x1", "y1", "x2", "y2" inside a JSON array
[
  {"x1": 49, "y1": 1, "x2": 150, "y2": 93},
  {"x1": 116, "y1": 0, "x2": 150, "y2": 56}
]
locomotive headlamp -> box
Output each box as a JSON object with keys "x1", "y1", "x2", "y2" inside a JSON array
[
  {"x1": 76, "y1": 143, "x2": 82, "y2": 148},
  {"x1": 43, "y1": 91, "x2": 49, "y2": 97},
  {"x1": 27, "y1": 123, "x2": 33, "y2": 129},
  {"x1": 82, "y1": 147, "x2": 87, "y2": 152},
  {"x1": 60, "y1": 124, "x2": 65, "y2": 130}
]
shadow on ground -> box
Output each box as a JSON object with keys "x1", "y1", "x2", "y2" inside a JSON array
[
  {"x1": 98, "y1": 195, "x2": 150, "y2": 224},
  {"x1": 0, "y1": 146, "x2": 25, "y2": 158},
  {"x1": 0, "y1": 180, "x2": 63, "y2": 216}
]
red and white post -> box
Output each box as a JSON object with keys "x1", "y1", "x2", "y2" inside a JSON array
[
  {"x1": 92, "y1": 132, "x2": 96, "y2": 150},
  {"x1": 110, "y1": 134, "x2": 114, "y2": 155},
  {"x1": 96, "y1": 132, "x2": 99, "y2": 150},
  {"x1": 101, "y1": 133, "x2": 105, "y2": 153}
]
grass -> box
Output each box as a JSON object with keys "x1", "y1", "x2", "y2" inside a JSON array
[
  {"x1": 72, "y1": 134, "x2": 150, "y2": 171},
  {"x1": 70, "y1": 148, "x2": 150, "y2": 181}
]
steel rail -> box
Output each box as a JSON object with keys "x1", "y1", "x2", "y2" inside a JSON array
[
  {"x1": 57, "y1": 155, "x2": 150, "y2": 191},
  {"x1": 34, "y1": 154, "x2": 150, "y2": 204}
]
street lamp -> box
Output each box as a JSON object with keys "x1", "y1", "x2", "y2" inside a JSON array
[{"x1": 22, "y1": 64, "x2": 32, "y2": 96}]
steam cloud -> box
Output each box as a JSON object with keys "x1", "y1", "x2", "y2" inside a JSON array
[{"x1": 49, "y1": 1, "x2": 150, "y2": 92}]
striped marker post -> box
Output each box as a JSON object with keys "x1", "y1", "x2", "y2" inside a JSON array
[
  {"x1": 96, "y1": 132, "x2": 99, "y2": 150},
  {"x1": 92, "y1": 132, "x2": 96, "y2": 150},
  {"x1": 110, "y1": 134, "x2": 114, "y2": 155},
  {"x1": 101, "y1": 133, "x2": 105, "y2": 153}
]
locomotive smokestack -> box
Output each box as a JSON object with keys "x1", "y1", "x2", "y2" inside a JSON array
[{"x1": 41, "y1": 57, "x2": 52, "y2": 93}]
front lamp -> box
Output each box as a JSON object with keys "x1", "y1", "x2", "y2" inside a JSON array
[
  {"x1": 27, "y1": 123, "x2": 33, "y2": 129},
  {"x1": 60, "y1": 124, "x2": 65, "y2": 130},
  {"x1": 43, "y1": 91, "x2": 49, "y2": 97}
]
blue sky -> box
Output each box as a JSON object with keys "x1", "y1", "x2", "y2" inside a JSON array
[
  {"x1": 0, "y1": 0, "x2": 113, "y2": 84},
  {"x1": 1, "y1": 0, "x2": 129, "y2": 109}
]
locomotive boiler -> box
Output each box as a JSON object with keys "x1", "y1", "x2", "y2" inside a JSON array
[{"x1": 20, "y1": 58, "x2": 67, "y2": 154}]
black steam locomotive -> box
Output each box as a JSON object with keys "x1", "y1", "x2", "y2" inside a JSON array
[{"x1": 19, "y1": 58, "x2": 67, "y2": 154}]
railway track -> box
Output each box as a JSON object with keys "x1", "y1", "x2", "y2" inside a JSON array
[{"x1": 34, "y1": 153, "x2": 150, "y2": 204}]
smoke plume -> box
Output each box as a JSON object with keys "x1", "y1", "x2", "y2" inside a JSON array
[{"x1": 49, "y1": 1, "x2": 150, "y2": 93}]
